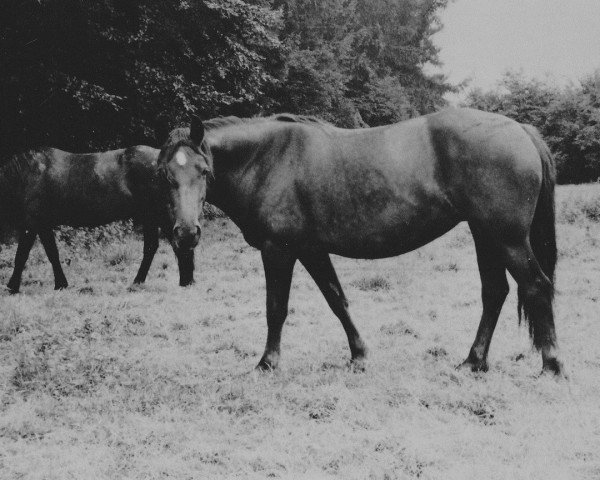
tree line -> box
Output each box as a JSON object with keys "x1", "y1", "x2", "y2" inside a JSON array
[
  {"x1": 3, "y1": 1, "x2": 599, "y2": 183},
  {"x1": 0, "y1": 0, "x2": 452, "y2": 155}
]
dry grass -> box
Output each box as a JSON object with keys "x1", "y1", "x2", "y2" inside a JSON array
[{"x1": 1, "y1": 185, "x2": 600, "y2": 479}]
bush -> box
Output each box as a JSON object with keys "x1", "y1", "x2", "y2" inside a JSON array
[
  {"x1": 56, "y1": 221, "x2": 136, "y2": 250},
  {"x1": 464, "y1": 70, "x2": 600, "y2": 184}
]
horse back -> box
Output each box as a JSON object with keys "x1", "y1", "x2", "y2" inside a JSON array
[
  {"x1": 121, "y1": 145, "x2": 160, "y2": 194},
  {"x1": 28, "y1": 146, "x2": 158, "y2": 227}
]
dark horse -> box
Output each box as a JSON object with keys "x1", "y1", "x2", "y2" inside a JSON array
[
  {"x1": 159, "y1": 108, "x2": 563, "y2": 375},
  {"x1": 0, "y1": 146, "x2": 197, "y2": 293}
]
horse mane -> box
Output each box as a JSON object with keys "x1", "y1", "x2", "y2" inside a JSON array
[
  {"x1": 161, "y1": 113, "x2": 332, "y2": 178},
  {"x1": 202, "y1": 113, "x2": 332, "y2": 132},
  {"x1": 270, "y1": 113, "x2": 330, "y2": 125}
]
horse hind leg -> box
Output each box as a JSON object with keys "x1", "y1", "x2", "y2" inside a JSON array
[
  {"x1": 502, "y1": 241, "x2": 563, "y2": 375},
  {"x1": 460, "y1": 223, "x2": 509, "y2": 372},
  {"x1": 7, "y1": 229, "x2": 38, "y2": 293},
  {"x1": 38, "y1": 228, "x2": 68, "y2": 290}
]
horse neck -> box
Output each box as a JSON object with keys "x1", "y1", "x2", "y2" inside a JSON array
[{"x1": 205, "y1": 127, "x2": 268, "y2": 215}]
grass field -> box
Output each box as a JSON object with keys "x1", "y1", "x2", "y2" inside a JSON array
[{"x1": 1, "y1": 185, "x2": 600, "y2": 479}]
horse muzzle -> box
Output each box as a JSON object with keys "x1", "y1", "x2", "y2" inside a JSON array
[{"x1": 172, "y1": 223, "x2": 201, "y2": 251}]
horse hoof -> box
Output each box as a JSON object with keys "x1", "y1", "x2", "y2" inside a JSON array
[
  {"x1": 127, "y1": 283, "x2": 145, "y2": 292},
  {"x1": 54, "y1": 283, "x2": 68, "y2": 291},
  {"x1": 255, "y1": 355, "x2": 279, "y2": 372},
  {"x1": 349, "y1": 356, "x2": 367, "y2": 372},
  {"x1": 541, "y1": 358, "x2": 567, "y2": 379},
  {"x1": 457, "y1": 359, "x2": 488, "y2": 373},
  {"x1": 255, "y1": 362, "x2": 275, "y2": 372},
  {"x1": 6, "y1": 283, "x2": 19, "y2": 294}
]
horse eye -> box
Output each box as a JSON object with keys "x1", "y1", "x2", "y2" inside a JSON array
[{"x1": 195, "y1": 165, "x2": 209, "y2": 176}]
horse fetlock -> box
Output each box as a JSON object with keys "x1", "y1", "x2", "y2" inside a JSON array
[
  {"x1": 457, "y1": 347, "x2": 489, "y2": 372},
  {"x1": 349, "y1": 355, "x2": 367, "y2": 373},
  {"x1": 179, "y1": 276, "x2": 195, "y2": 287},
  {"x1": 256, "y1": 351, "x2": 280, "y2": 371},
  {"x1": 7, "y1": 279, "x2": 20, "y2": 294},
  {"x1": 541, "y1": 356, "x2": 565, "y2": 377},
  {"x1": 458, "y1": 357, "x2": 489, "y2": 373},
  {"x1": 350, "y1": 340, "x2": 368, "y2": 361}
]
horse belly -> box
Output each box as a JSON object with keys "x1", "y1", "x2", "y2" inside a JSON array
[
  {"x1": 327, "y1": 212, "x2": 460, "y2": 259},
  {"x1": 49, "y1": 190, "x2": 135, "y2": 227},
  {"x1": 311, "y1": 163, "x2": 460, "y2": 258}
]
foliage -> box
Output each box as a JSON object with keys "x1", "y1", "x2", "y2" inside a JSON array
[
  {"x1": 55, "y1": 221, "x2": 137, "y2": 250},
  {"x1": 274, "y1": 0, "x2": 454, "y2": 126},
  {"x1": 0, "y1": 0, "x2": 283, "y2": 153},
  {"x1": 1, "y1": 0, "x2": 453, "y2": 156},
  {"x1": 465, "y1": 71, "x2": 600, "y2": 184}
]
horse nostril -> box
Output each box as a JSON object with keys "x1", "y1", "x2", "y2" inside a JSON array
[{"x1": 196, "y1": 225, "x2": 202, "y2": 239}]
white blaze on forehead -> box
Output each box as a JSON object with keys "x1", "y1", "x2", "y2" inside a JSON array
[{"x1": 175, "y1": 151, "x2": 188, "y2": 166}]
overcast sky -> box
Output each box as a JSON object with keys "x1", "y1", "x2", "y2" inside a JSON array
[{"x1": 431, "y1": 0, "x2": 600, "y2": 95}]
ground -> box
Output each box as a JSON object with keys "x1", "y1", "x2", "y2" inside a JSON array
[{"x1": 1, "y1": 185, "x2": 599, "y2": 479}]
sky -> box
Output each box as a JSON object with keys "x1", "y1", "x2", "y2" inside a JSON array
[{"x1": 430, "y1": 0, "x2": 600, "y2": 97}]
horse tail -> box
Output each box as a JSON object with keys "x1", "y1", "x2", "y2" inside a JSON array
[{"x1": 518, "y1": 123, "x2": 557, "y2": 345}]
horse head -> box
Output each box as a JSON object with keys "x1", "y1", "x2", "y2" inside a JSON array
[{"x1": 157, "y1": 117, "x2": 212, "y2": 253}]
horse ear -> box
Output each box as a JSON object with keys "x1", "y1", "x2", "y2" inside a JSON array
[
  {"x1": 155, "y1": 118, "x2": 171, "y2": 147},
  {"x1": 190, "y1": 117, "x2": 205, "y2": 145}
]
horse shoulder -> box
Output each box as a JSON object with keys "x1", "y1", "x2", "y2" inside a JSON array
[
  {"x1": 28, "y1": 148, "x2": 65, "y2": 189},
  {"x1": 243, "y1": 129, "x2": 309, "y2": 245}
]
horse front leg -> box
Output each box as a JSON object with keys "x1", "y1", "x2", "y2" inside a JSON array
[
  {"x1": 133, "y1": 223, "x2": 159, "y2": 284},
  {"x1": 7, "y1": 229, "x2": 37, "y2": 293},
  {"x1": 38, "y1": 228, "x2": 68, "y2": 290},
  {"x1": 300, "y1": 252, "x2": 368, "y2": 368},
  {"x1": 176, "y1": 249, "x2": 195, "y2": 287},
  {"x1": 256, "y1": 241, "x2": 296, "y2": 371},
  {"x1": 163, "y1": 220, "x2": 196, "y2": 287}
]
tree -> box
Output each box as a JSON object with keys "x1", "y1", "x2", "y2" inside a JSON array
[
  {"x1": 272, "y1": 0, "x2": 454, "y2": 126},
  {"x1": 465, "y1": 71, "x2": 600, "y2": 183},
  {"x1": 0, "y1": 0, "x2": 283, "y2": 153},
  {"x1": 1, "y1": 0, "x2": 456, "y2": 155}
]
